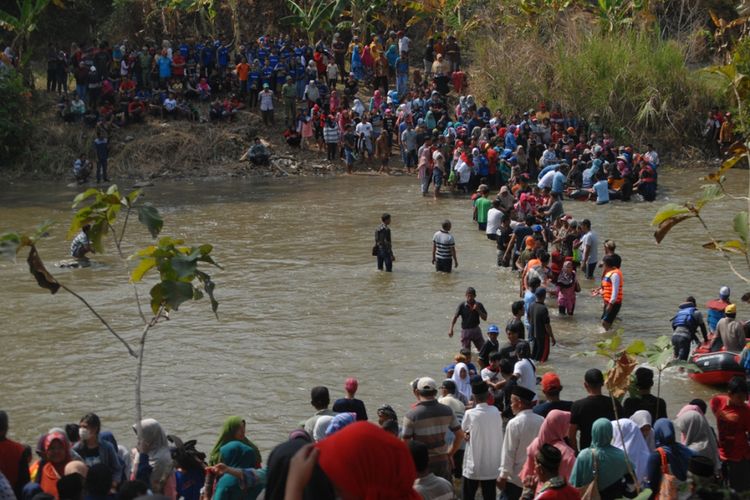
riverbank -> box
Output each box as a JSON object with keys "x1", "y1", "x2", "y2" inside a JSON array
[
  {"x1": 1, "y1": 94, "x2": 352, "y2": 182},
  {"x1": 1, "y1": 90, "x2": 725, "y2": 184}
]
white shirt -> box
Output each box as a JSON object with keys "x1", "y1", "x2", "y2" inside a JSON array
[
  {"x1": 259, "y1": 90, "x2": 274, "y2": 111},
  {"x1": 456, "y1": 161, "x2": 471, "y2": 183},
  {"x1": 499, "y1": 409, "x2": 544, "y2": 487},
  {"x1": 512, "y1": 358, "x2": 536, "y2": 399},
  {"x1": 462, "y1": 403, "x2": 504, "y2": 480},
  {"x1": 538, "y1": 169, "x2": 556, "y2": 189},
  {"x1": 580, "y1": 230, "x2": 598, "y2": 264},
  {"x1": 356, "y1": 121, "x2": 373, "y2": 139},
  {"x1": 486, "y1": 207, "x2": 503, "y2": 236},
  {"x1": 399, "y1": 36, "x2": 411, "y2": 53}
]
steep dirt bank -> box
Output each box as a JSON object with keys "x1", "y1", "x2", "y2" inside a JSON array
[{"x1": 1, "y1": 98, "x2": 345, "y2": 182}]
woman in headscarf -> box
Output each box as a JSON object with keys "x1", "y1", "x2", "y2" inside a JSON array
[
  {"x1": 312, "y1": 416, "x2": 334, "y2": 443},
  {"x1": 288, "y1": 422, "x2": 420, "y2": 500},
  {"x1": 264, "y1": 436, "x2": 333, "y2": 500},
  {"x1": 611, "y1": 418, "x2": 651, "y2": 486},
  {"x1": 570, "y1": 418, "x2": 630, "y2": 499},
  {"x1": 369, "y1": 89, "x2": 382, "y2": 112},
  {"x1": 131, "y1": 419, "x2": 175, "y2": 498},
  {"x1": 350, "y1": 45, "x2": 364, "y2": 82},
  {"x1": 100, "y1": 431, "x2": 131, "y2": 484},
  {"x1": 646, "y1": 418, "x2": 694, "y2": 495},
  {"x1": 631, "y1": 410, "x2": 655, "y2": 451},
  {"x1": 351, "y1": 98, "x2": 365, "y2": 118},
  {"x1": 213, "y1": 441, "x2": 259, "y2": 500},
  {"x1": 556, "y1": 260, "x2": 577, "y2": 316},
  {"x1": 674, "y1": 405, "x2": 721, "y2": 475},
  {"x1": 40, "y1": 431, "x2": 73, "y2": 499},
  {"x1": 497, "y1": 185, "x2": 515, "y2": 217},
  {"x1": 324, "y1": 413, "x2": 356, "y2": 438},
  {"x1": 520, "y1": 410, "x2": 575, "y2": 492},
  {"x1": 424, "y1": 110, "x2": 436, "y2": 130},
  {"x1": 451, "y1": 362, "x2": 472, "y2": 402},
  {"x1": 209, "y1": 417, "x2": 261, "y2": 468}
]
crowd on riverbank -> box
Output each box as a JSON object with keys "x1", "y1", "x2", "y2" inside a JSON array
[{"x1": 2, "y1": 359, "x2": 749, "y2": 500}]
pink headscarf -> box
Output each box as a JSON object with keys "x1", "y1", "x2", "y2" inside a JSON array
[
  {"x1": 520, "y1": 410, "x2": 575, "y2": 486},
  {"x1": 676, "y1": 404, "x2": 704, "y2": 419}
]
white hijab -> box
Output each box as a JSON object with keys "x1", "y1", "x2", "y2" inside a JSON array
[
  {"x1": 630, "y1": 410, "x2": 655, "y2": 451},
  {"x1": 611, "y1": 419, "x2": 651, "y2": 485},
  {"x1": 352, "y1": 99, "x2": 364, "y2": 117},
  {"x1": 451, "y1": 362, "x2": 472, "y2": 401}
]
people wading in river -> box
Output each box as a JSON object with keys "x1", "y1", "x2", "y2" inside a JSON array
[{"x1": 374, "y1": 213, "x2": 394, "y2": 272}]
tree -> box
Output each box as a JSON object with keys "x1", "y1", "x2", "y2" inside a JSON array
[
  {"x1": 281, "y1": 0, "x2": 342, "y2": 45},
  {"x1": 0, "y1": 0, "x2": 59, "y2": 84},
  {"x1": 0, "y1": 185, "x2": 221, "y2": 433}
]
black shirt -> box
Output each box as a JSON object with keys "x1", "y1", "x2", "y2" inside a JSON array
[
  {"x1": 498, "y1": 342, "x2": 519, "y2": 363},
  {"x1": 478, "y1": 338, "x2": 499, "y2": 365},
  {"x1": 533, "y1": 399, "x2": 573, "y2": 418},
  {"x1": 332, "y1": 398, "x2": 368, "y2": 421},
  {"x1": 623, "y1": 394, "x2": 668, "y2": 422},
  {"x1": 455, "y1": 301, "x2": 487, "y2": 330},
  {"x1": 528, "y1": 302, "x2": 550, "y2": 340},
  {"x1": 570, "y1": 394, "x2": 622, "y2": 449}
]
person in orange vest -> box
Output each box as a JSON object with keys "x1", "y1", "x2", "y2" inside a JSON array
[
  {"x1": 706, "y1": 286, "x2": 731, "y2": 334},
  {"x1": 593, "y1": 254, "x2": 622, "y2": 331}
]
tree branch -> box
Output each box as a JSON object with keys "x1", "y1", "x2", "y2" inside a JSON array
[
  {"x1": 695, "y1": 214, "x2": 750, "y2": 283},
  {"x1": 59, "y1": 283, "x2": 138, "y2": 357}
]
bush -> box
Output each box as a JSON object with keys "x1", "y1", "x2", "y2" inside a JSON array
[
  {"x1": 0, "y1": 70, "x2": 32, "y2": 166},
  {"x1": 470, "y1": 26, "x2": 724, "y2": 146}
]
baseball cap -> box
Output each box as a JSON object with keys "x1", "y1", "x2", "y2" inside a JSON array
[
  {"x1": 417, "y1": 377, "x2": 437, "y2": 392},
  {"x1": 720, "y1": 286, "x2": 730, "y2": 298},
  {"x1": 487, "y1": 324, "x2": 500, "y2": 335},
  {"x1": 541, "y1": 372, "x2": 562, "y2": 392},
  {"x1": 535, "y1": 287, "x2": 547, "y2": 298}
]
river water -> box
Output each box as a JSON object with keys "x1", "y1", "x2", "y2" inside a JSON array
[{"x1": 0, "y1": 167, "x2": 746, "y2": 456}]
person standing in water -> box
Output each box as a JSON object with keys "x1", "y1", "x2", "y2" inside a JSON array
[
  {"x1": 374, "y1": 213, "x2": 394, "y2": 272},
  {"x1": 450, "y1": 287, "x2": 488, "y2": 352},
  {"x1": 432, "y1": 220, "x2": 458, "y2": 273}
]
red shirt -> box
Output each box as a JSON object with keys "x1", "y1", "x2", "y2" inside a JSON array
[
  {"x1": 710, "y1": 394, "x2": 750, "y2": 461},
  {"x1": 0, "y1": 438, "x2": 26, "y2": 489},
  {"x1": 537, "y1": 482, "x2": 581, "y2": 500},
  {"x1": 172, "y1": 54, "x2": 185, "y2": 77}
]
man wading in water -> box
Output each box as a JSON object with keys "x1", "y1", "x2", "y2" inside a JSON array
[
  {"x1": 374, "y1": 213, "x2": 394, "y2": 272},
  {"x1": 450, "y1": 287, "x2": 488, "y2": 353}
]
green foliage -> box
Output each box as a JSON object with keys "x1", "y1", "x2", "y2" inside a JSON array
[
  {"x1": 69, "y1": 185, "x2": 152, "y2": 253},
  {"x1": 0, "y1": 71, "x2": 31, "y2": 165},
  {"x1": 472, "y1": 29, "x2": 716, "y2": 145},
  {"x1": 281, "y1": 0, "x2": 342, "y2": 44},
  {"x1": 130, "y1": 237, "x2": 221, "y2": 316}
]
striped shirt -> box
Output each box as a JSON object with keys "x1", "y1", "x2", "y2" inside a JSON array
[
  {"x1": 432, "y1": 230, "x2": 455, "y2": 261},
  {"x1": 402, "y1": 399, "x2": 460, "y2": 460}
]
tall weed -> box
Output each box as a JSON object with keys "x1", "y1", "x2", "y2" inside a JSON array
[{"x1": 470, "y1": 27, "x2": 724, "y2": 146}]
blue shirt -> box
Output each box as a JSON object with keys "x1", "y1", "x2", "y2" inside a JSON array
[
  {"x1": 593, "y1": 179, "x2": 610, "y2": 203},
  {"x1": 537, "y1": 164, "x2": 558, "y2": 180},
  {"x1": 551, "y1": 171, "x2": 566, "y2": 194},
  {"x1": 179, "y1": 43, "x2": 189, "y2": 58},
  {"x1": 158, "y1": 56, "x2": 172, "y2": 78},
  {"x1": 504, "y1": 132, "x2": 517, "y2": 151},
  {"x1": 395, "y1": 57, "x2": 409, "y2": 75},
  {"x1": 582, "y1": 168, "x2": 595, "y2": 189},
  {"x1": 248, "y1": 71, "x2": 260, "y2": 89},
  {"x1": 218, "y1": 47, "x2": 229, "y2": 66}
]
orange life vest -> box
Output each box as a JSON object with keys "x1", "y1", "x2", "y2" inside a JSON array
[{"x1": 602, "y1": 268, "x2": 623, "y2": 304}]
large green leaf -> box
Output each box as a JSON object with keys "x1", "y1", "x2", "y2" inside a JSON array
[
  {"x1": 653, "y1": 213, "x2": 695, "y2": 244},
  {"x1": 138, "y1": 205, "x2": 163, "y2": 238},
  {"x1": 149, "y1": 280, "x2": 195, "y2": 314},
  {"x1": 130, "y1": 257, "x2": 156, "y2": 282},
  {"x1": 734, "y1": 211, "x2": 749, "y2": 244},
  {"x1": 625, "y1": 340, "x2": 646, "y2": 355},
  {"x1": 651, "y1": 203, "x2": 692, "y2": 226}
]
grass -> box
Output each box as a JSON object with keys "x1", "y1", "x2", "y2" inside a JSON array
[{"x1": 470, "y1": 27, "x2": 725, "y2": 147}]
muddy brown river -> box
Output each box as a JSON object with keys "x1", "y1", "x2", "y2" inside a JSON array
[{"x1": 0, "y1": 167, "x2": 746, "y2": 455}]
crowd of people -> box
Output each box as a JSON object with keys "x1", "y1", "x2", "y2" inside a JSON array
[{"x1": 2, "y1": 362, "x2": 749, "y2": 500}]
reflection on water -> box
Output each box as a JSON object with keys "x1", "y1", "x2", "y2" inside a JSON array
[{"x1": 0, "y1": 168, "x2": 746, "y2": 454}]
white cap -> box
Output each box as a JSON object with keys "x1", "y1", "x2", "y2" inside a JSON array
[
  {"x1": 720, "y1": 286, "x2": 730, "y2": 298},
  {"x1": 417, "y1": 377, "x2": 437, "y2": 392}
]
